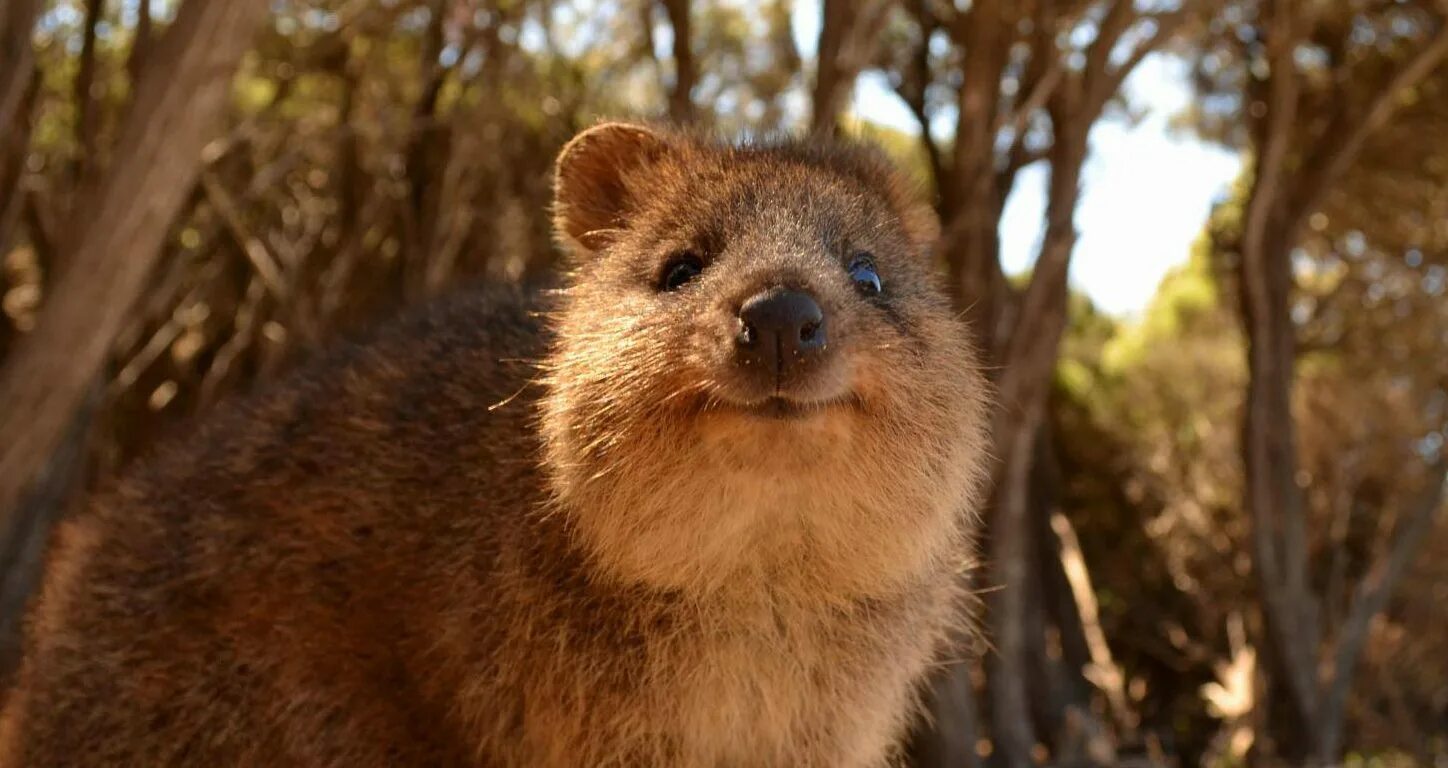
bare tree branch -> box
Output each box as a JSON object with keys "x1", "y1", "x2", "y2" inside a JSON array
[
  {"x1": 72, "y1": 0, "x2": 105, "y2": 187},
  {"x1": 0, "y1": 0, "x2": 272, "y2": 565},
  {"x1": 895, "y1": 0, "x2": 946, "y2": 199},
  {"x1": 201, "y1": 172, "x2": 288, "y2": 301},
  {"x1": 0, "y1": 0, "x2": 41, "y2": 135},
  {"x1": 996, "y1": 63, "x2": 1063, "y2": 159},
  {"x1": 0, "y1": 70, "x2": 37, "y2": 262},
  {"x1": 811, "y1": 0, "x2": 891, "y2": 136},
  {"x1": 1290, "y1": 11, "x2": 1448, "y2": 227},
  {"x1": 1082, "y1": 0, "x2": 1138, "y2": 100},
  {"x1": 1317, "y1": 463, "x2": 1446, "y2": 759},
  {"x1": 659, "y1": 0, "x2": 696, "y2": 123},
  {"x1": 1089, "y1": 1, "x2": 1206, "y2": 113},
  {"x1": 1051, "y1": 511, "x2": 1139, "y2": 736},
  {"x1": 1237, "y1": 0, "x2": 1325, "y2": 739},
  {"x1": 128, "y1": 0, "x2": 155, "y2": 86}
]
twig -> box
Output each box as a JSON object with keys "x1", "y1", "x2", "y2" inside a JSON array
[{"x1": 200, "y1": 172, "x2": 287, "y2": 301}]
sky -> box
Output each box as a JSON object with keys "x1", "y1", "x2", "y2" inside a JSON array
[{"x1": 792, "y1": 8, "x2": 1244, "y2": 318}]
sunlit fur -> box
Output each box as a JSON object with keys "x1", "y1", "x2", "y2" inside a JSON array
[
  {"x1": 0, "y1": 124, "x2": 990, "y2": 768},
  {"x1": 537, "y1": 124, "x2": 992, "y2": 764},
  {"x1": 545, "y1": 125, "x2": 988, "y2": 597}
]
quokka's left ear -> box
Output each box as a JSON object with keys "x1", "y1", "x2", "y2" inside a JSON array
[{"x1": 552, "y1": 121, "x2": 673, "y2": 255}]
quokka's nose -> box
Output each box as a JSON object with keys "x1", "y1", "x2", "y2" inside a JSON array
[{"x1": 736, "y1": 288, "x2": 827, "y2": 380}]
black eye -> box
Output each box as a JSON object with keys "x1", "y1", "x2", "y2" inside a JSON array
[
  {"x1": 660, "y1": 252, "x2": 704, "y2": 291},
  {"x1": 848, "y1": 253, "x2": 882, "y2": 295}
]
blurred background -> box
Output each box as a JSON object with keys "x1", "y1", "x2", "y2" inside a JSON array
[{"x1": 0, "y1": 0, "x2": 1446, "y2": 765}]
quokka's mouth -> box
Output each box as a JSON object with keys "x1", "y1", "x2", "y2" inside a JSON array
[{"x1": 717, "y1": 394, "x2": 862, "y2": 421}]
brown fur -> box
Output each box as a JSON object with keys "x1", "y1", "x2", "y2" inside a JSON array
[{"x1": 0, "y1": 123, "x2": 991, "y2": 767}]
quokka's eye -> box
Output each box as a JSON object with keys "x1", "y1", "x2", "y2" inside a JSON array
[
  {"x1": 848, "y1": 252, "x2": 882, "y2": 296},
  {"x1": 660, "y1": 252, "x2": 704, "y2": 291}
]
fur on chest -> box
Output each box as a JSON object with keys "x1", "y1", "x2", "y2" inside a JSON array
[
  {"x1": 649, "y1": 594, "x2": 935, "y2": 768},
  {"x1": 454, "y1": 522, "x2": 954, "y2": 767}
]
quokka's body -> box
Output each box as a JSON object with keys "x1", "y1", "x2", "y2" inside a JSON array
[{"x1": 0, "y1": 123, "x2": 991, "y2": 767}]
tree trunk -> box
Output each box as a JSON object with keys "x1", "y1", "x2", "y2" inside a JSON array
[
  {"x1": 1235, "y1": 4, "x2": 1448, "y2": 761},
  {"x1": 1315, "y1": 466, "x2": 1446, "y2": 759},
  {"x1": 810, "y1": 0, "x2": 888, "y2": 136},
  {"x1": 0, "y1": 69, "x2": 37, "y2": 273},
  {"x1": 0, "y1": 382, "x2": 100, "y2": 684},
  {"x1": 988, "y1": 415, "x2": 1047, "y2": 768},
  {"x1": 0, "y1": 0, "x2": 41, "y2": 137},
  {"x1": 0, "y1": 0, "x2": 272, "y2": 596},
  {"x1": 1239, "y1": 193, "x2": 1448, "y2": 765},
  {"x1": 906, "y1": 664, "x2": 982, "y2": 768},
  {"x1": 127, "y1": 0, "x2": 154, "y2": 86},
  {"x1": 1237, "y1": 213, "x2": 1322, "y2": 760},
  {"x1": 986, "y1": 122, "x2": 1086, "y2": 768},
  {"x1": 939, "y1": 0, "x2": 1009, "y2": 346},
  {"x1": 1026, "y1": 430, "x2": 1111, "y2": 759},
  {"x1": 660, "y1": 0, "x2": 695, "y2": 123},
  {"x1": 72, "y1": 0, "x2": 105, "y2": 188},
  {"x1": 403, "y1": 0, "x2": 451, "y2": 301},
  {"x1": 939, "y1": 187, "x2": 1009, "y2": 355},
  {"x1": 810, "y1": 0, "x2": 856, "y2": 136}
]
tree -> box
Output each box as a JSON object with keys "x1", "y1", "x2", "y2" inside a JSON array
[
  {"x1": 0, "y1": 0, "x2": 41, "y2": 265},
  {"x1": 810, "y1": 0, "x2": 891, "y2": 136},
  {"x1": 1195, "y1": 0, "x2": 1448, "y2": 760},
  {"x1": 0, "y1": 0, "x2": 273, "y2": 649},
  {"x1": 0, "y1": 0, "x2": 41, "y2": 137},
  {"x1": 882, "y1": 2, "x2": 1206, "y2": 764},
  {"x1": 658, "y1": 0, "x2": 696, "y2": 122},
  {"x1": 3, "y1": 1, "x2": 1446, "y2": 761}
]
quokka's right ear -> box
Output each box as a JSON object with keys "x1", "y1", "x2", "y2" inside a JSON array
[{"x1": 553, "y1": 122, "x2": 671, "y2": 255}]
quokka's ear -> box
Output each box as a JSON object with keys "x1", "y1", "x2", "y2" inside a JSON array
[{"x1": 553, "y1": 122, "x2": 671, "y2": 254}]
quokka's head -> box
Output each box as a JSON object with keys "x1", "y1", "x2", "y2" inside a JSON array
[{"x1": 539, "y1": 122, "x2": 990, "y2": 598}]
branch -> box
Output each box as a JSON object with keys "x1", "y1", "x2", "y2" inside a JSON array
[
  {"x1": 906, "y1": 96, "x2": 946, "y2": 201},
  {"x1": 947, "y1": 0, "x2": 1007, "y2": 200},
  {"x1": 1051, "y1": 511, "x2": 1139, "y2": 735},
  {"x1": 897, "y1": 0, "x2": 946, "y2": 199},
  {"x1": 108, "y1": 300, "x2": 189, "y2": 397},
  {"x1": 1089, "y1": 1, "x2": 1204, "y2": 114},
  {"x1": 0, "y1": 0, "x2": 273, "y2": 589},
  {"x1": 996, "y1": 60, "x2": 1063, "y2": 156},
  {"x1": 1241, "y1": 0, "x2": 1301, "y2": 293},
  {"x1": 997, "y1": 142, "x2": 1046, "y2": 199},
  {"x1": 0, "y1": 0, "x2": 41, "y2": 134},
  {"x1": 127, "y1": 0, "x2": 154, "y2": 85},
  {"x1": 200, "y1": 173, "x2": 287, "y2": 301},
  {"x1": 72, "y1": 0, "x2": 104, "y2": 186},
  {"x1": 659, "y1": 0, "x2": 695, "y2": 123},
  {"x1": 1319, "y1": 462, "x2": 1446, "y2": 755},
  {"x1": 198, "y1": 277, "x2": 267, "y2": 408},
  {"x1": 811, "y1": 0, "x2": 891, "y2": 135},
  {"x1": 1081, "y1": 0, "x2": 1138, "y2": 98},
  {"x1": 994, "y1": 0, "x2": 1059, "y2": 196},
  {"x1": 1291, "y1": 12, "x2": 1448, "y2": 225}
]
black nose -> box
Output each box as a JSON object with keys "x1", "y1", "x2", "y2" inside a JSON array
[{"x1": 736, "y1": 288, "x2": 827, "y2": 380}]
